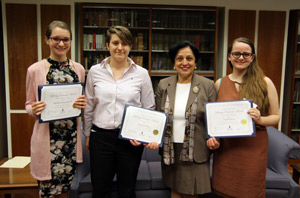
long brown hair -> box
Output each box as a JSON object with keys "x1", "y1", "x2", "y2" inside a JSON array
[{"x1": 228, "y1": 37, "x2": 269, "y2": 115}]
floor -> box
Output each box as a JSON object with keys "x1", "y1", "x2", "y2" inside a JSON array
[{"x1": 0, "y1": 167, "x2": 298, "y2": 198}]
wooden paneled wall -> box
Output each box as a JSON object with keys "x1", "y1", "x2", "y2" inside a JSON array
[
  {"x1": 10, "y1": 114, "x2": 35, "y2": 156},
  {"x1": 257, "y1": 11, "x2": 286, "y2": 96},
  {"x1": 41, "y1": 5, "x2": 71, "y2": 59},
  {"x1": 6, "y1": 4, "x2": 71, "y2": 157},
  {"x1": 6, "y1": 4, "x2": 38, "y2": 110},
  {"x1": 227, "y1": 10, "x2": 256, "y2": 74},
  {"x1": 227, "y1": 9, "x2": 286, "y2": 102}
]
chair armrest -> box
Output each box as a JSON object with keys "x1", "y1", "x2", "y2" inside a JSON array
[{"x1": 267, "y1": 126, "x2": 300, "y2": 174}]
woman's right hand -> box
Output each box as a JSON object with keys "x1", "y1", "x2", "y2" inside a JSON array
[
  {"x1": 31, "y1": 101, "x2": 46, "y2": 116},
  {"x1": 206, "y1": 137, "x2": 220, "y2": 150},
  {"x1": 85, "y1": 136, "x2": 90, "y2": 153}
]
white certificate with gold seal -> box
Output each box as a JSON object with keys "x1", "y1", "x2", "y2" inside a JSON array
[
  {"x1": 38, "y1": 83, "x2": 83, "y2": 123},
  {"x1": 119, "y1": 104, "x2": 167, "y2": 147},
  {"x1": 205, "y1": 100, "x2": 256, "y2": 138}
]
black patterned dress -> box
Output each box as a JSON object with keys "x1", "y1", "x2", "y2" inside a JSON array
[{"x1": 38, "y1": 57, "x2": 79, "y2": 197}]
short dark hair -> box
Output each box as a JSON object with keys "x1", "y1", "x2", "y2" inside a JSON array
[
  {"x1": 106, "y1": 26, "x2": 133, "y2": 46},
  {"x1": 45, "y1": 20, "x2": 72, "y2": 40},
  {"x1": 168, "y1": 40, "x2": 199, "y2": 64}
]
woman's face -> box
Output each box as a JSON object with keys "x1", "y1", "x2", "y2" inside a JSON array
[
  {"x1": 174, "y1": 46, "x2": 196, "y2": 81},
  {"x1": 228, "y1": 41, "x2": 254, "y2": 71},
  {"x1": 46, "y1": 27, "x2": 71, "y2": 61},
  {"x1": 106, "y1": 34, "x2": 131, "y2": 62}
]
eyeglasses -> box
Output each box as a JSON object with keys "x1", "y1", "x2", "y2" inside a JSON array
[
  {"x1": 231, "y1": 52, "x2": 253, "y2": 59},
  {"x1": 50, "y1": 37, "x2": 71, "y2": 44}
]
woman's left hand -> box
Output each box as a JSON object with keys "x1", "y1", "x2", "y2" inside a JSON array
[
  {"x1": 248, "y1": 107, "x2": 261, "y2": 123},
  {"x1": 73, "y1": 95, "x2": 87, "y2": 109}
]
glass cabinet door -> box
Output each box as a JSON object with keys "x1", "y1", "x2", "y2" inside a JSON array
[
  {"x1": 81, "y1": 5, "x2": 150, "y2": 70},
  {"x1": 291, "y1": 16, "x2": 300, "y2": 142},
  {"x1": 150, "y1": 8, "x2": 216, "y2": 77}
]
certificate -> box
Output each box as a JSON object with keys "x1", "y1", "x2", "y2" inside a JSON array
[
  {"x1": 205, "y1": 100, "x2": 255, "y2": 138},
  {"x1": 119, "y1": 105, "x2": 167, "y2": 147},
  {"x1": 38, "y1": 83, "x2": 83, "y2": 123}
]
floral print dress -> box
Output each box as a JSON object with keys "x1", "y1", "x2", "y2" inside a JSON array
[{"x1": 38, "y1": 57, "x2": 79, "y2": 197}]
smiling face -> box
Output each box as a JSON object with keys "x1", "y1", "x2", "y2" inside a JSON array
[
  {"x1": 174, "y1": 46, "x2": 196, "y2": 83},
  {"x1": 45, "y1": 27, "x2": 71, "y2": 61},
  {"x1": 106, "y1": 34, "x2": 131, "y2": 62},
  {"x1": 228, "y1": 41, "x2": 255, "y2": 71}
]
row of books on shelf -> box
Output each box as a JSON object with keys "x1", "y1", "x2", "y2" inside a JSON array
[
  {"x1": 151, "y1": 33, "x2": 214, "y2": 51},
  {"x1": 83, "y1": 54, "x2": 144, "y2": 70},
  {"x1": 83, "y1": 33, "x2": 146, "y2": 51},
  {"x1": 292, "y1": 106, "x2": 300, "y2": 129},
  {"x1": 83, "y1": 10, "x2": 149, "y2": 27},
  {"x1": 151, "y1": 55, "x2": 214, "y2": 71},
  {"x1": 294, "y1": 80, "x2": 300, "y2": 102},
  {"x1": 295, "y1": 52, "x2": 300, "y2": 73},
  {"x1": 152, "y1": 11, "x2": 215, "y2": 29}
]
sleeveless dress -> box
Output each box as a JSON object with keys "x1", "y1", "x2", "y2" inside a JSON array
[
  {"x1": 38, "y1": 58, "x2": 79, "y2": 197},
  {"x1": 212, "y1": 76, "x2": 268, "y2": 198}
]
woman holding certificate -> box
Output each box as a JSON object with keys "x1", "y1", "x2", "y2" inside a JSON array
[
  {"x1": 207, "y1": 37, "x2": 280, "y2": 198},
  {"x1": 155, "y1": 40, "x2": 217, "y2": 198},
  {"x1": 25, "y1": 21, "x2": 87, "y2": 198},
  {"x1": 84, "y1": 26, "x2": 156, "y2": 198}
]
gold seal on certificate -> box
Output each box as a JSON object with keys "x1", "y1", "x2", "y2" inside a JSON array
[
  {"x1": 205, "y1": 100, "x2": 255, "y2": 138},
  {"x1": 241, "y1": 119, "x2": 247, "y2": 125},
  {"x1": 119, "y1": 105, "x2": 167, "y2": 147}
]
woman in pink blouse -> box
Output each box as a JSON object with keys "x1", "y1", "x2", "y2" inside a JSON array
[
  {"x1": 84, "y1": 26, "x2": 157, "y2": 198},
  {"x1": 25, "y1": 21, "x2": 87, "y2": 198}
]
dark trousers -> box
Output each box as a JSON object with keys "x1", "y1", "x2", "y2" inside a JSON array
[{"x1": 89, "y1": 126, "x2": 144, "y2": 198}]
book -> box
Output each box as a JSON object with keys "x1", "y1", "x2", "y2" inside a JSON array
[
  {"x1": 83, "y1": 34, "x2": 88, "y2": 50},
  {"x1": 93, "y1": 33, "x2": 96, "y2": 50},
  {"x1": 138, "y1": 33, "x2": 144, "y2": 50},
  {"x1": 194, "y1": 35, "x2": 201, "y2": 50}
]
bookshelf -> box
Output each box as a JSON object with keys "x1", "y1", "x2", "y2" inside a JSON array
[
  {"x1": 80, "y1": 5, "x2": 150, "y2": 70},
  {"x1": 80, "y1": 4, "x2": 218, "y2": 87},
  {"x1": 283, "y1": 10, "x2": 300, "y2": 142}
]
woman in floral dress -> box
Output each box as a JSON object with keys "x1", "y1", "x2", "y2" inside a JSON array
[{"x1": 25, "y1": 21, "x2": 87, "y2": 198}]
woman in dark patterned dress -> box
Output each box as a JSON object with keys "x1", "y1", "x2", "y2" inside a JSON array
[
  {"x1": 207, "y1": 37, "x2": 280, "y2": 198},
  {"x1": 25, "y1": 21, "x2": 87, "y2": 198}
]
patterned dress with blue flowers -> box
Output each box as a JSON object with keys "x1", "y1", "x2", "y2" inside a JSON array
[{"x1": 38, "y1": 57, "x2": 79, "y2": 197}]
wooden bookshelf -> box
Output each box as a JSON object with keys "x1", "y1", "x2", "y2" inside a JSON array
[
  {"x1": 282, "y1": 10, "x2": 300, "y2": 142},
  {"x1": 79, "y1": 3, "x2": 218, "y2": 80}
]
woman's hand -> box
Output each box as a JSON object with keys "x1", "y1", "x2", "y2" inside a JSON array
[
  {"x1": 206, "y1": 137, "x2": 220, "y2": 150},
  {"x1": 145, "y1": 142, "x2": 159, "y2": 150},
  {"x1": 248, "y1": 107, "x2": 261, "y2": 124},
  {"x1": 73, "y1": 95, "x2": 87, "y2": 109},
  {"x1": 130, "y1": 139, "x2": 142, "y2": 146},
  {"x1": 31, "y1": 101, "x2": 46, "y2": 116}
]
